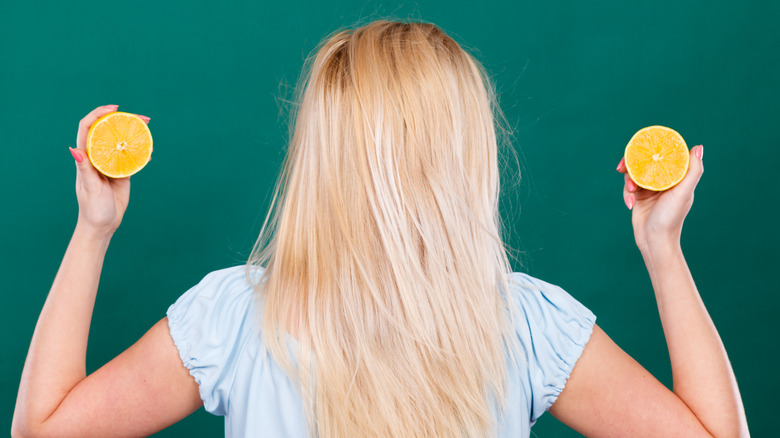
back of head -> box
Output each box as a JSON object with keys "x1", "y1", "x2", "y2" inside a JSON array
[{"x1": 248, "y1": 19, "x2": 517, "y2": 437}]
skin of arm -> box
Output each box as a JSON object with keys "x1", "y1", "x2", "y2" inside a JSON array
[
  {"x1": 550, "y1": 147, "x2": 749, "y2": 437},
  {"x1": 11, "y1": 106, "x2": 201, "y2": 438},
  {"x1": 643, "y1": 240, "x2": 747, "y2": 436}
]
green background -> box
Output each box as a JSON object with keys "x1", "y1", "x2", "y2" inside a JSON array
[{"x1": 2, "y1": 0, "x2": 777, "y2": 436}]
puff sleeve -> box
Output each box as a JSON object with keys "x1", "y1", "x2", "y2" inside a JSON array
[
  {"x1": 506, "y1": 272, "x2": 596, "y2": 424},
  {"x1": 166, "y1": 265, "x2": 257, "y2": 416}
]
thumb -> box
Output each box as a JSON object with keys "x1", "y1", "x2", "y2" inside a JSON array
[
  {"x1": 674, "y1": 145, "x2": 704, "y2": 194},
  {"x1": 69, "y1": 147, "x2": 104, "y2": 186}
]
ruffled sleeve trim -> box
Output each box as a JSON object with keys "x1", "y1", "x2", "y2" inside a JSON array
[
  {"x1": 167, "y1": 303, "x2": 214, "y2": 410},
  {"x1": 506, "y1": 272, "x2": 596, "y2": 424},
  {"x1": 165, "y1": 265, "x2": 258, "y2": 416}
]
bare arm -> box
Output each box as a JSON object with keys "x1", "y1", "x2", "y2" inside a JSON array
[
  {"x1": 13, "y1": 224, "x2": 107, "y2": 431},
  {"x1": 550, "y1": 145, "x2": 748, "y2": 437},
  {"x1": 640, "y1": 241, "x2": 746, "y2": 436},
  {"x1": 12, "y1": 106, "x2": 201, "y2": 437}
]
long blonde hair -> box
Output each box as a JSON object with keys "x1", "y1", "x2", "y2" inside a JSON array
[{"x1": 247, "y1": 19, "x2": 519, "y2": 437}]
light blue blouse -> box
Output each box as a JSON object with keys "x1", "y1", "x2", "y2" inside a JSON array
[{"x1": 167, "y1": 266, "x2": 596, "y2": 437}]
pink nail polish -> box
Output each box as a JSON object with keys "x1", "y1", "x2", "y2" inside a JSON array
[
  {"x1": 627, "y1": 196, "x2": 634, "y2": 210},
  {"x1": 69, "y1": 147, "x2": 83, "y2": 163},
  {"x1": 696, "y1": 145, "x2": 703, "y2": 159}
]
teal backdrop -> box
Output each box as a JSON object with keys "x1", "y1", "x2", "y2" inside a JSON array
[{"x1": 2, "y1": 1, "x2": 777, "y2": 436}]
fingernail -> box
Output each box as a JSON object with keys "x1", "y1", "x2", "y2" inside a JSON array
[
  {"x1": 137, "y1": 115, "x2": 150, "y2": 121},
  {"x1": 695, "y1": 145, "x2": 703, "y2": 160},
  {"x1": 69, "y1": 147, "x2": 83, "y2": 163},
  {"x1": 627, "y1": 196, "x2": 635, "y2": 210},
  {"x1": 616, "y1": 158, "x2": 624, "y2": 171}
]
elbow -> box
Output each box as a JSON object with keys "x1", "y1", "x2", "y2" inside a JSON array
[
  {"x1": 10, "y1": 413, "x2": 25, "y2": 438},
  {"x1": 11, "y1": 425, "x2": 43, "y2": 438},
  {"x1": 698, "y1": 417, "x2": 750, "y2": 438},
  {"x1": 11, "y1": 416, "x2": 45, "y2": 438},
  {"x1": 10, "y1": 419, "x2": 27, "y2": 438}
]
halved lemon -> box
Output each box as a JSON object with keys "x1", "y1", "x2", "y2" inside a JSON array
[
  {"x1": 86, "y1": 112, "x2": 152, "y2": 178},
  {"x1": 624, "y1": 126, "x2": 689, "y2": 191}
]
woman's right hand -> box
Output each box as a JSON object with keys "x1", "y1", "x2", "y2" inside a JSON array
[
  {"x1": 70, "y1": 105, "x2": 150, "y2": 239},
  {"x1": 616, "y1": 145, "x2": 704, "y2": 253}
]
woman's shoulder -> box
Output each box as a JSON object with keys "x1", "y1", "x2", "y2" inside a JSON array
[
  {"x1": 502, "y1": 271, "x2": 597, "y2": 423},
  {"x1": 181, "y1": 264, "x2": 260, "y2": 294},
  {"x1": 506, "y1": 270, "x2": 567, "y2": 295},
  {"x1": 165, "y1": 264, "x2": 266, "y2": 415},
  {"x1": 168, "y1": 264, "x2": 266, "y2": 312},
  {"x1": 166, "y1": 264, "x2": 266, "y2": 357},
  {"x1": 503, "y1": 270, "x2": 596, "y2": 346},
  {"x1": 504, "y1": 271, "x2": 593, "y2": 320}
]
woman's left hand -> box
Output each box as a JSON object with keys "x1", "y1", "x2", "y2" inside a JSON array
[
  {"x1": 616, "y1": 145, "x2": 704, "y2": 253},
  {"x1": 70, "y1": 105, "x2": 149, "y2": 238}
]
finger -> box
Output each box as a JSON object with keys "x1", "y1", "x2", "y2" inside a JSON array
[
  {"x1": 622, "y1": 181, "x2": 634, "y2": 210},
  {"x1": 70, "y1": 146, "x2": 105, "y2": 188},
  {"x1": 673, "y1": 145, "x2": 704, "y2": 195},
  {"x1": 624, "y1": 173, "x2": 638, "y2": 193},
  {"x1": 76, "y1": 105, "x2": 119, "y2": 150},
  {"x1": 136, "y1": 114, "x2": 150, "y2": 124},
  {"x1": 616, "y1": 157, "x2": 626, "y2": 173}
]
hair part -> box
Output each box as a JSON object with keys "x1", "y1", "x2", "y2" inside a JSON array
[{"x1": 247, "y1": 19, "x2": 521, "y2": 437}]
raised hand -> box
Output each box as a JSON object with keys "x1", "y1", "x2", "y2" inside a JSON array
[
  {"x1": 69, "y1": 105, "x2": 150, "y2": 238},
  {"x1": 616, "y1": 145, "x2": 704, "y2": 253}
]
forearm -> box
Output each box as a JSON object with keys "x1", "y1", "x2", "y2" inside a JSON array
[
  {"x1": 642, "y1": 242, "x2": 748, "y2": 437},
  {"x1": 13, "y1": 224, "x2": 111, "y2": 430}
]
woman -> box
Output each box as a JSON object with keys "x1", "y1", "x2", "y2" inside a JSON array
[{"x1": 12, "y1": 20, "x2": 747, "y2": 437}]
